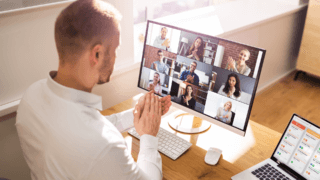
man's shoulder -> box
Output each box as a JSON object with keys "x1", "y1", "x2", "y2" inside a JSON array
[
  {"x1": 154, "y1": 35, "x2": 161, "y2": 41},
  {"x1": 26, "y1": 78, "x2": 47, "y2": 91},
  {"x1": 22, "y1": 79, "x2": 47, "y2": 102}
]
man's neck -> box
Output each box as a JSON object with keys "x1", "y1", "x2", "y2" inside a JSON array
[{"x1": 53, "y1": 68, "x2": 92, "y2": 93}]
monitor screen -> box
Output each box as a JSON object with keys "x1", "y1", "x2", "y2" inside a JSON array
[
  {"x1": 271, "y1": 114, "x2": 320, "y2": 180},
  {"x1": 137, "y1": 20, "x2": 266, "y2": 134}
]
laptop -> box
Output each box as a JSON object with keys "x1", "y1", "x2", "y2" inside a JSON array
[{"x1": 232, "y1": 114, "x2": 320, "y2": 180}]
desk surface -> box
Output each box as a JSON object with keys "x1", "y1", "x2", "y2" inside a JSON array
[{"x1": 100, "y1": 94, "x2": 282, "y2": 180}]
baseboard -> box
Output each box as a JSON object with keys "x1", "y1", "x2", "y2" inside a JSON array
[{"x1": 256, "y1": 68, "x2": 296, "y2": 94}]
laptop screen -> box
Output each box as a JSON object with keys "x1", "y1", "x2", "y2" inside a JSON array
[
  {"x1": 137, "y1": 20, "x2": 266, "y2": 133},
  {"x1": 272, "y1": 114, "x2": 320, "y2": 179}
]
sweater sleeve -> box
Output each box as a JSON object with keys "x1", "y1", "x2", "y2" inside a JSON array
[{"x1": 243, "y1": 66, "x2": 251, "y2": 76}]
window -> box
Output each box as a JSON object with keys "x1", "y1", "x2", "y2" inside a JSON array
[{"x1": 133, "y1": 0, "x2": 237, "y2": 64}]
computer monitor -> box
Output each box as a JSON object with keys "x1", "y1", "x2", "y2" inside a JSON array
[{"x1": 137, "y1": 20, "x2": 266, "y2": 136}]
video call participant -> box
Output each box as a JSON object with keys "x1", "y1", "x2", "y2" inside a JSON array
[
  {"x1": 186, "y1": 37, "x2": 204, "y2": 62},
  {"x1": 225, "y1": 49, "x2": 251, "y2": 76},
  {"x1": 151, "y1": 50, "x2": 170, "y2": 75},
  {"x1": 215, "y1": 101, "x2": 233, "y2": 124},
  {"x1": 153, "y1": 27, "x2": 171, "y2": 51},
  {"x1": 15, "y1": 1, "x2": 172, "y2": 179},
  {"x1": 179, "y1": 61, "x2": 200, "y2": 86},
  {"x1": 218, "y1": 73, "x2": 241, "y2": 101},
  {"x1": 148, "y1": 72, "x2": 162, "y2": 96},
  {"x1": 180, "y1": 85, "x2": 196, "y2": 109}
]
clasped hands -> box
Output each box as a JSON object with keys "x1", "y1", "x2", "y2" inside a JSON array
[
  {"x1": 133, "y1": 92, "x2": 172, "y2": 137},
  {"x1": 148, "y1": 83, "x2": 155, "y2": 92},
  {"x1": 227, "y1": 86, "x2": 236, "y2": 97},
  {"x1": 187, "y1": 49, "x2": 200, "y2": 60},
  {"x1": 227, "y1": 56, "x2": 236, "y2": 69},
  {"x1": 186, "y1": 75, "x2": 194, "y2": 83}
]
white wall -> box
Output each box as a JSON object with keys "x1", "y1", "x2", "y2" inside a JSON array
[
  {"x1": 0, "y1": 0, "x2": 307, "y2": 114},
  {"x1": 0, "y1": 0, "x2": 134, "y2": 115},
  {"x1": 223, "y1": 9, "x2": 307, "y2": 90}
]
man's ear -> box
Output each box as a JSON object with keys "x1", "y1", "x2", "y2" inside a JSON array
[{"x1": 90, "y1": 44, "x2": 102, "y2": 66}]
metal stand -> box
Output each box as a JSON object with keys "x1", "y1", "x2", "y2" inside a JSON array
[{"x1": 168, "y1": 113, "x2": 211, "y2": 134}]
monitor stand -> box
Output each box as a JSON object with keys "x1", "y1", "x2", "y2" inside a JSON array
[{"x1": 168, "y1": 113, "x2": 211, "y2": 134}]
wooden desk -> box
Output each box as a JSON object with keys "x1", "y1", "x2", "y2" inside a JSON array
[{"x1": 101, "y1": 94, "x2": 282, "y2": 180}]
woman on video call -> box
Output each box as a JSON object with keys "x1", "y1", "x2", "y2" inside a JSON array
[
  {"x1": 180, "y1": 85, "x2": 196, "y2": 109},
  {"x1": 216, "y1": 101, "x2": 233, "y2": 124},
  {"x1": 186, "y1": 37, "x2": 204, "y2": 62},
  {"x1": 218, "y1": 73, "x2": 241, "y2": 101},
  {"x1": 225, "y1": 49, "x2": 251, "y2": 76},
  {"x1": 147, "y1": 72, "x2": 162, "y2": 95}
]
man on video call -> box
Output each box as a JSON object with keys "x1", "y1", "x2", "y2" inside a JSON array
[
  {"x1": 151, "y1": 50, "x2": 170, "y2": 75},
  {"x1": 180, "y1": 61, "x2": 200, "y2": 86},
  {"x1": 153, "y1": 27, "x2": 171, "y2": 51},
  {"x1": 15, "y1": 0, "x2": 171, "y2": 179}
]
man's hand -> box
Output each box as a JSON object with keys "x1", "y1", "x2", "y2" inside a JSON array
[
  {"x1": 133, "y1": 93, "x2": 161, "y2": 137},
  {"x1": 186, "y1": 75, "x2": 195, "y2": 83},
  {"x1": 162, "y1": 38, "x2": 170, "y2": 48},
  {"x1": 153, "y1": 63, "x2": 158, "y2": 72},
  {"x1": 136, "y1": 92, "x2": 172, "y2": 117}
]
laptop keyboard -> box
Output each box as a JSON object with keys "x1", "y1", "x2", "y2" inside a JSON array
[{"x1": 251, "y1": 163, "x2": 291, "y2": 180}]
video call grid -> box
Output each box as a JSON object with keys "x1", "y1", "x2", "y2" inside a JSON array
[{"x1": 138, "y1": 21, "x2": 264, "y2": 130}]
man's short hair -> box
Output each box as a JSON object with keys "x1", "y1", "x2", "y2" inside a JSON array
[
  {"x1": 191, "y1": 61, "x2": 197, "y2": 67},
  {"x1": 161, "y1": 27, "x2": 167, "y2": 31},
  {"x1": 157, "y1": 50, "x2": 163, "y2": 55},
  {"x1": 54, "y1": 0, "x2": 122, "y2": 64}
]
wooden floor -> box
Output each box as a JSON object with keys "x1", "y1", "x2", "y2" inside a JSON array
[{"x1": 250, "y1": 70, "x2": 320, "y2": 134}]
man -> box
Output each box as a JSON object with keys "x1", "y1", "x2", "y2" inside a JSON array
[
  {"x1": 15, "y1": 0, "x2": 171, "y2": 179},
  {"x1": 151, "y1": 50, "x2": 170, "y2": 75},
  {"x1": 153, "y1": 27, "x2": 171, "y2": 51},
  {"x1": 180, "y1": 61, "x2": 200, "y2": 86}
]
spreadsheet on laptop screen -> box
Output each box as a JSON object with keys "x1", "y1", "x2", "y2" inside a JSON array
[{"x1": 273, "y1": 115, "x2": 320, "y2": 179}]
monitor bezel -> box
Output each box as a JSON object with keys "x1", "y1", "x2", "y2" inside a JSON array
[
  {"x1": 137, "y1": 20, "x2": 267, "y2": 136},
  {"x1": 270, "y1": 113, "x2": 320, "y2": 180}
]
